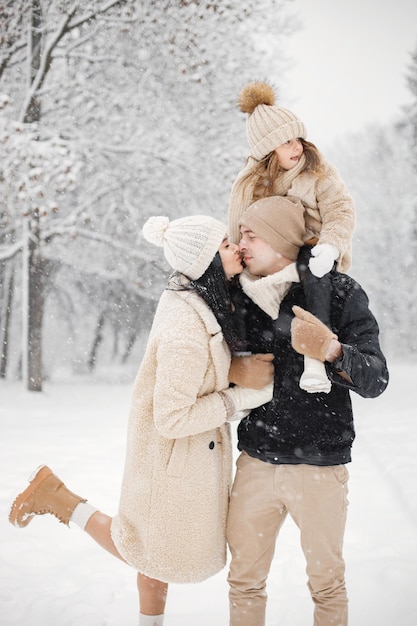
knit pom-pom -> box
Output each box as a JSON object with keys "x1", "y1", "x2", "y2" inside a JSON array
[
  {"x1": 142, "y1": 215, "x2": 170, "y2": 247},
  {"x1": 238, "y1": 81, "x2": 276, "y2": 114}
]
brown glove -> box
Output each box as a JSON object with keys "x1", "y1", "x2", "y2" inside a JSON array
[
  {"x1": 291, "y1": 305, "x2": 337, "y2": 362},
  {"x1": 228, "y1": 353, "x2": 274, "y2": 389}
]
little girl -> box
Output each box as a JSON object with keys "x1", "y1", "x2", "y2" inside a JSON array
[{"x1": 228, "y1": 81, "x2": 356, "y2": 393}]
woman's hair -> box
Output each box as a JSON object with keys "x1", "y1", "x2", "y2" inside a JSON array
[
  {"x1": 168, "y1": 253, "x2": 246, "y2": 354},
  {"x1": 243, "y1": 138, "x2": 326, "y2": 200}
]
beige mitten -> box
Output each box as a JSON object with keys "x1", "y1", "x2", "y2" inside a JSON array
[
  {"x1": 228, "y1": 353, "x2": 274, "y2": 389},
  {"x1": 291, "y1": 305, "x2": 337, "y2": 362}
]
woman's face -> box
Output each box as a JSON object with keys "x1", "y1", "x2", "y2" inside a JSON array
[
  {"x1": 218, "y1": 236, "x2": 243, "y2": 280},
  {"x1": 274, "y1": 138, "x2": 304, "y2": 170}
]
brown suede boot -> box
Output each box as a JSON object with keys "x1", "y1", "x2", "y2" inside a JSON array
[{"x1": 9, "y1": 465, "x2": 87, "y2": 528}]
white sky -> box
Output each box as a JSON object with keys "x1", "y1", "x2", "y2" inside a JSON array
[{"x1": 277, "y1": 0, "x2": 417, "y2": 148}]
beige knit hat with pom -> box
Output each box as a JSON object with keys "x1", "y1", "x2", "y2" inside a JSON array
[
  {"x1": 142, "y1": 215, "x2": 227, "y2": 280},
  {"x1": 239, "y1": 81, "x2": 307, "y2": 160}
]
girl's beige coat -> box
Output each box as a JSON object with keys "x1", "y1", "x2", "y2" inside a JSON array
[{"x1": 111, "y1": 287, "x2": 233, "y2": 583}]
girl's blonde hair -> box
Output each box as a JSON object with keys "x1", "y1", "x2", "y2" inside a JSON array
[{"x1": 243, "y1": 139, "x2": 326, "y2": 200}]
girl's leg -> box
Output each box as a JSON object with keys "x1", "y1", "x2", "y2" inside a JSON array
[
  {"x1": 297, "y1": 244, "x2": 332, "y2": 327},
  {"x1": 296, "y1": 245, "x2": 333, "y2": 393}
]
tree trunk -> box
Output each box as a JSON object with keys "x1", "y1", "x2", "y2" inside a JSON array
[
  {"x1": 0, "y1": 261, "x2": 15, "y2": 379},
  {"x1": 26, "y1": 228, "x2": 44, "y2": 391},
  {"x1": 22, "y1": 215, "x2": 49, "y2": 391},
  {"x1": 88, "y1": 312, "x2": 106, "y2": 372},
  {"x1": 25, "y1": 0, "x2": 42, "y2": 124},
  {"x1": 22, "y1": 0, "x2": 44, "y2": 390}
]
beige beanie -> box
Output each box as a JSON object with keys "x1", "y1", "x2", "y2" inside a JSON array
[
  {"x1": 239, "y1": 81, "x2": 307, "y2": 160},
  {"x1": 142, "y1": 214, "x2": 226, "y2": 280},
  {"x1": 239, "y1": 196, "x2": 306, "y2": 261}
]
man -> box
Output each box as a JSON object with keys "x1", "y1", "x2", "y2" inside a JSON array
[{"x1": 227, "y1": 195, "x2": 389, "y2": 626}]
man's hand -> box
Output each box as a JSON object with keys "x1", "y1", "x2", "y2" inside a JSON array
[
  {"x1": 228, "y1": 353, "x2": 274, "y2": 389},
  {"x1": 291, "y1": 306, "x2": 338, "y2": 362}
]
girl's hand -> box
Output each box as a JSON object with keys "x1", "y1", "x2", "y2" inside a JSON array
[{"x1": 309, "y1": 243, "x2": 338, "y2": 277}]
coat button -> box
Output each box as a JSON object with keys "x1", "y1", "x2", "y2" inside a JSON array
[{"x1": 209, "y1": 441, "x2": 215, "y2": 449}]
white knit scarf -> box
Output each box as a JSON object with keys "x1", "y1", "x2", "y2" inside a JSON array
[{"x1": 239, "y1": 263, "x2": 300, "y2": 320}]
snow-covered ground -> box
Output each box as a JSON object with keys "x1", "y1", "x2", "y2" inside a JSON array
[{"x1": 1, "y1": 362, "x2": 416, "y2": 626}]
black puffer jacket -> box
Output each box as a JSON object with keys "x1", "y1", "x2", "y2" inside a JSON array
[{"x1": 232, "y1": 273, "x2": 389, "y2": 466}]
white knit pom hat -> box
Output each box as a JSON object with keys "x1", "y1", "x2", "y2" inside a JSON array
[
  {"x1": 142, "y1": 214, "x2": 227, "y2": 280},
  {"x1": 239, "y1": 81, "x2": 307, "y2": 160}
]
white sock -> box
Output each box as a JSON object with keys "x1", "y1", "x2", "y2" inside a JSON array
[
  {"x1": 139, "y1": 614, "x2": 164, "y2": 626},
  {"x1": 300, "y1": 356, "x2": 331, "y2": 394},
  {"x1": 69, "y1": 502, "x2": 98, "y2": 530}
]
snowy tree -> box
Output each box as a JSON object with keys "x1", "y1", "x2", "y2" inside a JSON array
[
  {"x1": 404, "y1": 40, "x2": 417, "y2": 156},
  {"x1": 327, "y1": 122, "x2": 416, "y2": 359},
  {"x1": 0, "y1": 0, "x2": 139, "y2": 390},
  {"x1": 402, "y1": 39, "x2": 417, "y2": 267},
  {"x1": 0, "y1": 98, "x2": 81, "y2": 385},
  {"x1": 0, "y1": 0, "x2": 297, "y2": 389},
  {"x1": 322, "y1": 38, "x2": 417, "y2": 361}
]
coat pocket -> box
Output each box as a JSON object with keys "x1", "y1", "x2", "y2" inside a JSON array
[{"x1": 166, "y1": 437, "x2": 189, "y2": 477}]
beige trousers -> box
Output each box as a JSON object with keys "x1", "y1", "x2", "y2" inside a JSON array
[{"x1": 227, "y1": 452, "x2": 349, "y2": 626}]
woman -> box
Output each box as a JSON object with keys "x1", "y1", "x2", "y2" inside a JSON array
[{"x1": 9, "y1": 214, "x2": 273, "y2": 626}]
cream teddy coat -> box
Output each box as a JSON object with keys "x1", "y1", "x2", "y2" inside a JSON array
[
  {"x1": 228, "y1": 157, "x2": 355, "y2": 272},
  {"x1": 111, "y1": 285, "x2": 233, "y2": 584}
]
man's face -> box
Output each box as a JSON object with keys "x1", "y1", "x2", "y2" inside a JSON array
[{"x1": 239, "y1": 226, "x2": 290, "y2": 276}]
